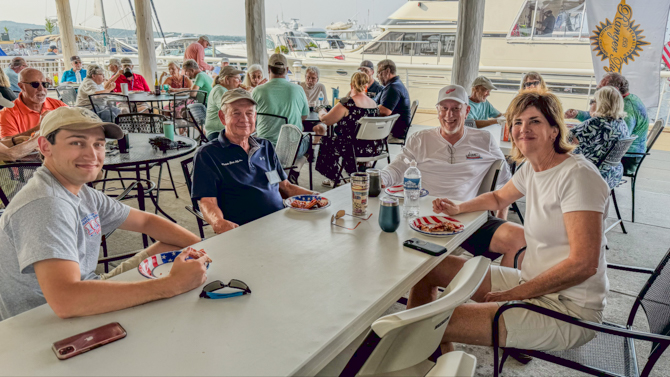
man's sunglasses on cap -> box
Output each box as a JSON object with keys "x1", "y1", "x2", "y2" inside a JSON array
[
  {"x1": 200, "y1": 279, "x2": 251, "y2": 299},
  {"x1": 21, "y1": 81, "x2": 50, "y2": 89}
]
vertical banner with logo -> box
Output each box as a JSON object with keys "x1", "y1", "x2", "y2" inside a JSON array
[{"x1": 586, "y1": 0, "x2": 670, "y2": 107}]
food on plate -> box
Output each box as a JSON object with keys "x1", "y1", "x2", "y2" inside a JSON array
[
  {"x1": 290, "y1": 197, "x2": 328, "y2": 209},
  {"x1": 181, "y1": 247, "x2": 211, "y2": 262},
  {"x1": 419, "y1": 221, "x2": 461, "y2": 233}
]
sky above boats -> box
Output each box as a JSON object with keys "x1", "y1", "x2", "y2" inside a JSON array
[{"x1": 2, "y1": 0, "x2": 407, "y2": 36}]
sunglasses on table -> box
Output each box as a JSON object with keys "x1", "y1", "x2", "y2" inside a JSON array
[
  {"x1": 330, "y1": 209, "x2": 372, "y2": 230},
  {"x1": 523, "y1": 81, "x2": 541, "y2": 88},
  {"x1": 200, "y1": 279, "x2": 251, "y2": 299},
  {"x1": 21, "y1": 81, "x2": 50, "y2": 89}
]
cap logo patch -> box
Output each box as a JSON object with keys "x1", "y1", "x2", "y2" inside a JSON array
[{"x1": 444, "y1": 88, "x2": 456, "y2": 95}]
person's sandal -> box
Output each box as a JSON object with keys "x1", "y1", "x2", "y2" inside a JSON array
[{"x1": 508, "y1": 350, "x2": 533, "y2": 365}]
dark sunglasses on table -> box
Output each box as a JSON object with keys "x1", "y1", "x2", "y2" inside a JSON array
[
  {"x1": 523, "y1": 81, "x2": 540, "y2": 88},
  {"x1": 21, "y1": 81, "x2": 50, "y2": 89},
  {"x1": 199, "y1": 279, "x2": 251, "y2": 299}
]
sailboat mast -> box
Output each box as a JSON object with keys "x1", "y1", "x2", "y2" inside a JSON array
[
  {"x1": 150, "y1": 0, "x2": 168, "y2": 47},
  {"x1": 128, "y1": 0, "x2": 137, "y2": 24},
  {"x1": 99, "y1": 0, "x2": 110, "y2": 53}
]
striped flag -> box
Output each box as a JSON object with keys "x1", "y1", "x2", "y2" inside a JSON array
[{"x1": 663, "y1": 42, "x2": 670, "y2": 70}]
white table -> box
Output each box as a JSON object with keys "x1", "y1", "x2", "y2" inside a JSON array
[{"x1": 0, "y1": 185, "x2": 487, "y2": 376}]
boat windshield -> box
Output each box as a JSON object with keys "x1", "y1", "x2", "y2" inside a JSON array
[
  {"x1": 364, "y1": 32, "x2": 455, "y2": 57},
  {"x1": 510, "y1": 0, "x2": 588, "y2": 39}
]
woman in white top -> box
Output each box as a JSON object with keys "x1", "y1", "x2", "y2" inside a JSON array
[
  {"x1": 408, "y1": 90, "x2": 610, "y2": 354},
  {"x1": 75, "y1": 64, "x2": 121, "y2": 109},
  {"x1": 241, "y1": 64, "x2": 267, "y2": 92}
]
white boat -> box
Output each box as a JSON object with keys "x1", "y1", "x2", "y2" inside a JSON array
[{"x1": 293, "y1": 0, "x2": 664, "y2": 115}]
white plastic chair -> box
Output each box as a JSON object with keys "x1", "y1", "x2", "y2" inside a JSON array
[
  {"x1": 476, "y1": 159, "x2": 505, "y2": 196},
  {"x1": 341, "y1": 256, "x2": 490, "y2": 377},
  {"x1": 275, "y1": 124, "x2": 303, "y2": 170},
  {"x1": 353, "y1": 114, "x2": 400, "y2": 164}
]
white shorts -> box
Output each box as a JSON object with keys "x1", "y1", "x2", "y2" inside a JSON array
[{"x1": 491, "y1": 265, "x2": 603, "y2": 351}]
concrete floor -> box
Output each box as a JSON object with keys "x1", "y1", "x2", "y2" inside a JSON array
[{"x1": 101, "y1": 123, "x2": 670, "y2": 376}]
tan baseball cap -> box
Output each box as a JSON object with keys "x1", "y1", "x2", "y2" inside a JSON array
[
  {"x1": 268, "y1": 53, "x2": 288, "y2": 68},
  {"x1": 120, "y1": 57, "x2": 133, "y2": 65},
  {"x1": 200, "y1": 35, "x2": 210, "y2": 42},
  {"x1": 220, "y1": 66, "x2": 244, "y2": 77},
  {"x1": 40, "y1": 107, "x2": 124, "y2": 140},
  {"x1": 472, "y1": 76, "x2": 497, "y2": 90},
  {"x1": 220, "y1": 88, "x2": 257, "y2": 108},
  {"x1": 436, "y1": 85, "x2": 469, "y2": 105}
]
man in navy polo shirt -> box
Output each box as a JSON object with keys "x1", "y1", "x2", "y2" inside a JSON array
[
  {"x1": 376, "y1": 59, "x2": 411, "y2": 143},
  {"x1": 191, "y1": 89, "x2": 316, "y2": 234}
]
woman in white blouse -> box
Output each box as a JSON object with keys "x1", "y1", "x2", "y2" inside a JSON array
[
  {"x1": 75, "y1": 64, "x2": 121, "y2": 109},
  {"x1": 408, "y1": 90, "x2": 610, "y2": 354}
]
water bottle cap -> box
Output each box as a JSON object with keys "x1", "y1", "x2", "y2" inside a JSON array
[{"x1": 410, "y1": 160, "x2": 417, "y2": 167}]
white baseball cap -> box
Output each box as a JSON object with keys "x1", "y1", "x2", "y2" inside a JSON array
[
  {"x1": 40, "y1": 107, "x2": 124, "y2": 139},
  {"x1": 436, "y1": 85, "x2": 469, "y2": 106}
]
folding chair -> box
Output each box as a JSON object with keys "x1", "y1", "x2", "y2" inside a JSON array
[
  {"x1": 595, "y1": 136, "x2": 637, "y2": 234},
  {"x1": 334, "y1": 114, "x2": 400, "y2": 187},
  {"x1": 340, "y1": 256, "x2": 490, "y2": 377},
  {"x1": 388, "y1": 100, "x2": 419, "y2": 146},
  {"x1": 56, "y1": 85, "x2": 77, "y2": 106},
  {"x1": 180, "y1": 157, "x2": 209, "y2": 240},
  {"x1": 622, "y1": 119, "x2": 664, "y2": 222},
  {"x1": 275, "y1": 124, "x2": 303, "y2": 178},
  {"x1": 496, "y1": 248, "x2": 670, "y2": 377},
  {"x1": 89, "y1": 93, "x2": 131, "y2": 124},
  {"x1": 187, "y1": 103, "x2": 209, "y2": 144}
]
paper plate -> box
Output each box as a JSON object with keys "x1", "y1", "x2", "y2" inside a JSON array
[
  {"x1": 384, "y1": 185, "x2": 429, "y2": 198},
  {"x1": 138, "y1": 250, "x2": 208, "y2": 279},
  {"x1": 284, "y1": 195, "x2": 331, "y2": 212},
  {"x1": 409, "y1": 216, "x2": 464, "y2": 237}
]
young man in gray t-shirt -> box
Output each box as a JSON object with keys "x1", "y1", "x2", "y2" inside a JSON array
[{"x1": 0, "y1": 107, "x2": 210, "y2": 321}]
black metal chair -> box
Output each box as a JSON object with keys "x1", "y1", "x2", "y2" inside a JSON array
[
  {"x1": 594, "y1": 136, "x2": 637, "y2": 235},
  {"x1": 88, "y1": 178, "x2": 156, "y2": 273},
  {"x1": 56, "y1": 85, "x2": 77, "y2": 106},
  {"x1": 186, "y1": 103, "x2": 209, "y2": 144},
  {"x1": 0, "y1": 163, "x2": 42, "y2": 209},
  {"x1": 170, "y1": 90, "x2": 208, "y2": 136},
  {"x1": 622, "y1": 119, "x2": 665, "y2": 222},
  {"x1": 494, "y1": 248, "x2": 670, "y2": 377},
  {"x1": 89, "y1": 93, "x2": 131, "y2": 124},
  {"x1": 180, "y1": 157, "x2": 209, "y2": 239},
  {"x1": 387, "y1": 100, "x2": 418, "y2": 146}
]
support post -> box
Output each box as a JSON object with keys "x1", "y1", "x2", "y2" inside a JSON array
[
  {"x1": 451, "y1": 0, "x2": 486, "y2": 91},
  {"x1": 55, "y1": 0, "x2": 78, "y2": 71},
  {"x1": 245, "y1": 0, "x2": 268, "y2": 77},
  {"x1": 134, "y1": 0, "x2": 158, "y2": 87}
]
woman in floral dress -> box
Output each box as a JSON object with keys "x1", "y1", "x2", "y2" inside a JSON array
[
  {"x1": 315, "y1": 72, "x2": 381, "y2": 186},
  {"x1": 571, "y1": 86, "x2": 630, "y2": 189}
]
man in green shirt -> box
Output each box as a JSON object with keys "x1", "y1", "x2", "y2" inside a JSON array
[
  {"x1": 204, "y1": 66, "x2": 245, "y2": 140},
  {"x1": 252, "y1": 54, "x2": 309, "y2": 148},
  {"x1": 466, "y1": 76, "x2": 502, "y2": 128},
  {"x1": 184, "y1": 59, "x2": 213, "y2": 105}
]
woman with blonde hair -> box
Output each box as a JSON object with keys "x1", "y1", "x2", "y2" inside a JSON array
[
  {"x1": 315, "y1": 72, "x2": 380, "y2": 186},
  {"x1": 570, "y1": 86, "x2": 630, "y2": 188},
  {"x1": 242, "y1": 64, "x2": 267, "y2": 91},
  {"x1": 160, "y1": 61, "x2": 193, "y2": 91},
  {"x1": 418, "y1": 90, "x2": 610, "y2": 354},
  {"x1": 519, "y1": 71, "x2": 548, "y2": 92}
]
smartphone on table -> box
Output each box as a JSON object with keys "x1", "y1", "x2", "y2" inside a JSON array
[
  {"x1": 403, "y1": 238, "x2": 448, "y2": 256},
  {"x1": 52, "y1": 322, "x2": 127, "y2": 360}
]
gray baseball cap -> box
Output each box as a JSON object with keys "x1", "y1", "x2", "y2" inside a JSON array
[{"x1": 472, "y1": 76, "x2": 497, "y2": 90}]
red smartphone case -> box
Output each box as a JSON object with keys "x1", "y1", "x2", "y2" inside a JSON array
[{"x1": 52, "y1": 322, "x2": 127, "y2": 360}]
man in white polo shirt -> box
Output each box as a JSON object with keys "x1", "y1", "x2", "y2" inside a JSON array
[{"x1": 381, "y1": 84, "x2": 524, "y2": 266}]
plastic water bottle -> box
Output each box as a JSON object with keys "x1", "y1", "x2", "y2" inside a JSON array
[
  {"x1": 318, "y1": 91, "x2": 325, "y2": 106},
  {"x1": 403, "y1": 160, "x2": 421, "y2": 218}
]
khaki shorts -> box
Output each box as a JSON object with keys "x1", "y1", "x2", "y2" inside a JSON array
[
  {"x1": 491, "y1": 265, "x2": 603, "y2": 351},
  {"x1": 100, "y1": 250, "x2": 151, "y2": 280}
]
